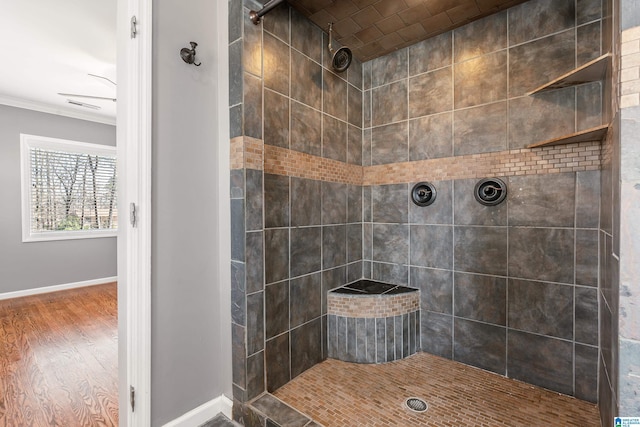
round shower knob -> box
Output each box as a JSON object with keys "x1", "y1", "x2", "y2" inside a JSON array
[
  {"x1": 411, "y1": 182, "x2": 437, "y2": 207},
  {"x1": 474, "y1": 178, "x2": 507, "y2": 206}
]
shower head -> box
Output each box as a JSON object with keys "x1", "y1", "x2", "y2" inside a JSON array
[
  {"x1": 328, "y1": 23, "x2": 352, "y2": 73},
  {"x1": 331, "y1": 47, "x2": 352, "y2": 73}
]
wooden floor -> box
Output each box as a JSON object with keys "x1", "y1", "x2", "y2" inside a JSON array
[{"x1": 0, "y1": 283, "x2": 118, "y2": 427}]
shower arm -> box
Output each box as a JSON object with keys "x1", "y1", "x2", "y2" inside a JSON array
[
  {"x1": 250, "y1": 0, "x2": 285, "y2": 25},
  {"x1": 328, "y1": 23, "x2": 335, "y2": 53}
]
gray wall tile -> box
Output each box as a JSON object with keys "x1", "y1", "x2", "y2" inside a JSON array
[
  {"x1": 264, "y1": 229, "x2": 289, "y2": 284},
  {"x1": 229, "y1": 40, "x2": 243, "y2": 106},
  {"x1": 372, "y1": 184, "x2": 408, "y2": 223},
  {"x1": 508, "y1": 0, "x2": 575, "y2": 46},
  {"x1": 246, "y1": 232, "x2": 264, "y2": 294},
  {"x1": 453, "y1": 101, "x2": 507, "y2": 156},
  {"x1": 231, "y1": 261, "x2": 246, "y2": 325},
  {"x1": 411, "y1": 267, "x2": 453, "y2": 314},
  {"x1": 264, "y1": 32, "x2": 290, "y2": 96},
  {"x1": 231, "y1": 200, "x2": 245, "y2": 261},
  {"x1": 372, "y1": 262, "x2": 409, "y2": 286},
  {"x1": 409, "y1": 32, "x2": 452, "y2": 76},
  {"x1": 322, "y1": 182, "x2": 348, "y2": 224},
  {"x1": 348, "y1": 86, "x2": 363, "y2": 128},
  {"x1": 576, "y1": 287, "x2": 599, "y2": 345},
  {"x1": 291, "y1": 8, "x2": 322, "y2": 62},
  {"x1": 244, "y1": 73, "x2": 263, "y2": 139},
  {"x1": 290, "y1": 100, "x2": 321, "y2": 156},
  {"x1": 410, "y1": 225, "x2": 453, "y2": 269},
  {"x1": 291, "y1": 178, "x2": 321, "y2": 227},
  {"x1": 409, "y1": 67, "x2": 452, "y2": 117},
  {"x1": 247, "y1": 292, "x2": 264, "y2": 355},
  {"x1": 577, "y1": 22, "x2": 602, "y2": 66},
  {"x1": 371, "y1": 122, "x2": 408, "y2": 165},
  {"x1": 348, "y1": 57, "x2": 363, "y2": 90},
  {"x1": 508, "y1": 173, "x2": 576, "y2": 227},
  {"x1": 508, "y1": 30, "x2": 575, "y2": 98},
  {"x1": 575, "y1": 344, "x2": 598, "y2": 403},
  {"x1": 347, "y1": 224, "x2": 363, "y2": 263},
  {"x1": 454, "y1": 319, "x2": 506, "y2": 375},
  {"x1": 348, "y1": 185, "x2": 363, "y2": 223},
  {"x1": 323, "y1": 225, "x2": 347, "y2": 269},
  {"x1": 454, "y1": 178, "x2": 507, "y2": 226},
  {"x1": 324, "y1": 70, "x2": 348, "y2": 121},
  {"x1": 246, "y1": 169, "x2": 264, "y2": 231},
  {"x1": 372, "y1": 48, "x2": 408, "y2": 87},
  {"x1": 265, "y1": 333, "x2": 290, "y2": 392},
  {"x1": 347, "y1": 125, "x2": 362, "y2": 166},
  {"x1": 508, "y1": 87, "x2": 576, "y2": 149},
  {"x1": 454, "y1": 51, "x2": 507, "y2": 109},
  {"x1": 454, "y1": 11, "x2": 507, "y2": 63},
  {"x1": 577, "y1": 0, "x2": 602, "y2": 24},
  {"x1": 322, "y1": 115, "x2": 347, "y2": 163},
  {"x1": 508, "y1": 278, "x2": 574, "y2": 339},
  {"x1": 409, "y1": 112, "x2": 453, "y2": 161},
  {"x1": 264, "y1": 90, "x2": 289, "y2": 149},
  {"x1": 508, "y1": 227, "x2": 574, "y2": 283},
  {"x1": 246, "y1": 351, "x2": 265, "y2": 400},
  {"x1": 421, "y1": 311, "x2": 453, "y2": 358},
  {"x1": 265, "y1": 280, "x2": 289, "y2": 339},
  {"x1": 577, "y1": 81, "x2": 603, "y2": 131},
  {"x1": 291, "y1": 227, "x2": 322, "y2": 277},
  {"x1": 410, "y1": 180, "x2": 453, "y2": 225},
  {"x1": 372, "y1": 80, "x2": 408, "y2": 126},
  {"x1": 576, "y1": 229, "x2": 599, "y2": 286},
  {"x1": 291, "y1": 50, "x2": 322, "y2": 110},
  {"x1": 290, "y1": 273, "x2": 322, "y2": 328},
  {"x1": 576, "y1": 170, "x2": 601, "y2": 229},
  {"x1": 291, "y1": 319, "x2": 323, "y2": 378},
  {"x1": 373, "y1": 224, "x2": 409, "y2": 264},
  {"x1": 454, "y1": 226, "x2": 508, "y2": 276},
  {"x1": 262, "y1": 2, "x2": 289, "y2": 42},
  {"x1": 264, "y1": 173, "x2": 290, "y2": 229},
  {"x1": 455, "y1": 273, "x2": 507, "y2": 325},
  {"x1": 507, "y1": 330, "x2": 573, "y2": 395}
]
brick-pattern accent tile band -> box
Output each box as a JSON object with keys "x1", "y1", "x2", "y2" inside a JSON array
[
  {"x1": 363, "y1": 142, "x2": 601, "y2": 186},
  {"x1": 264, "y1": 145, "x2": 363, "y2": 185},
  {"x1": 621, "y1": 26, "x2": 640, "y2": 108},
  {"x1": 273, "y1": 353, "x2": 600, "y2": 427},
  {"x1": 231, "y1": 138, "x2": 601, "y2": 186},
  {"x1": 328, "y1": 292, "x2": 419, "y2": 318},
  {"x1": 230, "y1": 136, "x2": 264, "y2": 171}
]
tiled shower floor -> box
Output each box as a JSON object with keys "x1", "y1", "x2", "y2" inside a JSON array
[{"x1": 272, "y1": 352, "x2": 600, "y2": 426}]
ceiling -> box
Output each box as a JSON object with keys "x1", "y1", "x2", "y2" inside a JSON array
[
  {"x1": 286, "y1": 0, "x2": 529, "y2": 62},
  {"x1": 0, "y1": 0, "x2": 117, "y2": 125}
]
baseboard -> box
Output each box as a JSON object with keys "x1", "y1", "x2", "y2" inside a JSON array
[
  {"x1": 162, "y1": 394, "x2": 233, "y2": 427},
  {"x1": 0, "y1": 277, "x2": 118, "y2": 301}
]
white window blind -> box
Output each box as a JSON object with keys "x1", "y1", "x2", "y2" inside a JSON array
[{"x1": 20, "y1": 134, "x2": 117, "y2": 242}]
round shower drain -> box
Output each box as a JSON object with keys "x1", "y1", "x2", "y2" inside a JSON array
[{"x1": 404, "y1": 397, "x2": 428, "y2": 413}]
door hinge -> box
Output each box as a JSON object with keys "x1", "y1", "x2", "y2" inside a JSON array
[
  {"x1": 130, "y1": 203, "x2": 137, "y2": 228},
  {"x1": 131, "y1": 16, "x2": 137, "y2": 39},
  {"x1": 130, "y1": 385, "x2": 135, "y2": 412}
]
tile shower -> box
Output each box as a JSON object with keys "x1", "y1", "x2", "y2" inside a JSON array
[{"x1": 229, "y1": 0, "x2": 620, "y2": 424}]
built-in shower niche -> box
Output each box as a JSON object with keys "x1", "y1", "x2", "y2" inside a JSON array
[{"x1": 327, "y1": 280, "x2": 420, "y2": 364}]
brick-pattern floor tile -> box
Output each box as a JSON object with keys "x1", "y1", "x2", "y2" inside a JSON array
[{"x1": 273, "y1": 352, "x2": 600, "y2": 427}]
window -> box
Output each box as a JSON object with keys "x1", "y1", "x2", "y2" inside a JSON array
[{"x1": 20, "y1": 134, "x2": 117, "y2": 242}]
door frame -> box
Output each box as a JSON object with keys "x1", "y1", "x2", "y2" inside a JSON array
[{"x1": 117, "y1": 0, "x2": 152, "y2": 425}]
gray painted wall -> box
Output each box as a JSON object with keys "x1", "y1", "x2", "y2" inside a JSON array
[
  {"x1": 0, "y1": 104, "x2": 117, "y2": 294},
  {"x1": 152, "y1": 0, "x2": 230, "y2": 424}
]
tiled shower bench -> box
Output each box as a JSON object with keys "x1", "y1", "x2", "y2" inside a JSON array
[{"x1": 327, "y1": 280, "x2": 420, "y2": 364}]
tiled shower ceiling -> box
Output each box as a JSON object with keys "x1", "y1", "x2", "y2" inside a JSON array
[{"x1": 286, "y1": 0, "x2": 530, "y2": 61}]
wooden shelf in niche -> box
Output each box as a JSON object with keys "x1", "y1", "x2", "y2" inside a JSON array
[
  {"x1": 526, "y1": 124, "x2": 609, "y2": 148},
  {"x1": 527, "y1": 53, "x2": 612, "y2": 95}
]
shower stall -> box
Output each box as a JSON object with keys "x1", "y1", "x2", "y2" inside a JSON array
[{"x1": 228, "y1": 0, "x2": 628, "y2": 425}]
